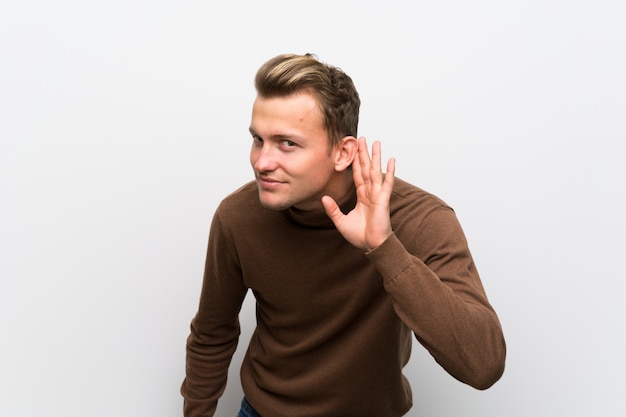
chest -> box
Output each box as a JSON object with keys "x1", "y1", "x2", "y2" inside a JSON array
[{"x1": 232, "y1": 224, "x2": 382, "y2": 317}]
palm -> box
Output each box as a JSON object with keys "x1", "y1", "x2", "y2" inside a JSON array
[{"x1": 322, "y1": 138, "x2": 395, "y2": 251}]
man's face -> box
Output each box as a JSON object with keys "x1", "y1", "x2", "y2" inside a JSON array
[{"x1": 249, "y1": 93, "x2": 338, "y2": 211}]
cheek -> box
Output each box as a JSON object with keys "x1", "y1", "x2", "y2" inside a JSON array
[
  {"x1": 284, "y1": 155, "x2": 316, "y2": 177},
  {"x1": 298, "y1": 157, "x2": 334, "y2": 184}
]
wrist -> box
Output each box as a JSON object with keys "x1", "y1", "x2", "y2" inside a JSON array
[{"x1": 366, "y1": 231, "x2": 393, "y2": 252}]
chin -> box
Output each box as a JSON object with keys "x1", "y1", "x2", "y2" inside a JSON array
[
  {"x1": 258, "y1": 195, "x2": 293, "y2": 211},
  {"x1": 257, "y1": 189, "x2": 319, "y2": 211}
]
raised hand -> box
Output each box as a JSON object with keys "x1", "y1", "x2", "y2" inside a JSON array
[{"x1": 322, "y1": 137, "x2": 396, "y2": 251}]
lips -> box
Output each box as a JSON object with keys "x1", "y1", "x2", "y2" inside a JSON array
[{"x1": 257, "y1": 176, "x2": 285, "y2": 189}]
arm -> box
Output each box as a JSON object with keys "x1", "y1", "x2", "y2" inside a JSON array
[
  {"x1": 181, "y1": 211, "x2": 248, "y2": 417},
  {"x1": 323, "y1": 138, "x2": 505, "y2": 389},
  {"x1": 367, "y1": 209, "x2": 506, "y2": 389}
]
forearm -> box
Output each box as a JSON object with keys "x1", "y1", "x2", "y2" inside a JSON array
[
  {"x1": 367, "y1": 232, "x2": 506, "y2": 389},
  {"x1": 181, "y1": 316, "x2": 241, "y2": 417}
]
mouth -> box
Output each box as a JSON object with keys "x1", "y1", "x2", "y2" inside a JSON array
[{"x1": 257, "y1": 176, "x2": 285, "y2": 189}]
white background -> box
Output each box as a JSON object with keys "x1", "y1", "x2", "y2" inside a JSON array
[{"x1": 2, "y1": 1, "x2": 625, "y2": 416}]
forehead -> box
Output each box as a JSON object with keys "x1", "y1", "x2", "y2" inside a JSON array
[{"x1": 250, "y1": 93, "x2": 324, "y2": 132}]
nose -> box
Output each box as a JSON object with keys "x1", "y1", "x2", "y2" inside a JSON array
[{"x1": 251, "y1": 142, "x2": 278, "y2": 173}]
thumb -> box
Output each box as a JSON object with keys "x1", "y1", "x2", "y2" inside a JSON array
[{"x1": 321, "y1": 195, "x2": 343, "y2": 226}]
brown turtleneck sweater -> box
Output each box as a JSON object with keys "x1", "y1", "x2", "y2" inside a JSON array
[{"x1": 181, "y1": 178, "x2": 505, "y2": 417}]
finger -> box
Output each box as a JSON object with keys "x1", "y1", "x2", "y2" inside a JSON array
[
  {"x1": 358, "y1": 137, "x2": 371, "y2": 183},
  {"x1": 383, "y1": 157, "x2": 396, "y2": 190},
  {"x1": 321, "y1": 195, "x2": 344, "y2": 225},
  {"x1": 352, "y1": 142, "x2": 365, "y2": 188},
  {"x1": 370, "y1": 140, "x2": 383, "y2": 183}
]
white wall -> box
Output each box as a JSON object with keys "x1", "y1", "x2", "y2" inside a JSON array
[{"x1": 2, "y1": 1, "x2": 624, "y2": 416}]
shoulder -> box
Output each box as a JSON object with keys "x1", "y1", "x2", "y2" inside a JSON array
[
  {"x1": 212, "y1": 181, "x2": 260, "y2": 224},
  {"x1": 390, "y1": 178, "x2": 467, "y2": 253},
  {"x1": 391, "y1": 177, "x2": 451, "y2": 214},
  {"x1": 219, "y1": 180, "x2": 259, "y2": 210},
  {"x1": 214, "y1": 181, "x2": 282, "y2": 228}
]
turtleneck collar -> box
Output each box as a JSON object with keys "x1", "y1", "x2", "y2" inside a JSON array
[{"x1": 282, "y1": 184, "x2": 357, "y2": 229}]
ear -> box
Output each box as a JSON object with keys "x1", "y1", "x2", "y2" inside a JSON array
[{"x1": 333, "y1": 136, "x2": 358, "y2": 172}]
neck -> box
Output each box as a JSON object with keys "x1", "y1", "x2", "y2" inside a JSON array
[
  {"x1": 285, "y1": 173, "x2": 357, "y2": 228},
  {"x1": 325, "y1": 169, "x2": 355, "y2": 206}
]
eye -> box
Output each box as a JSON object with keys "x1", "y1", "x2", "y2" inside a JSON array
[
  {"x1": 251, "y1": 135, "x2": 263, "y2": 145},
  {"x1": 280, "y1": 139, "x2": 297, "y2": 148}
]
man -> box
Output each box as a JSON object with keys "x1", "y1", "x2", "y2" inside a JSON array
[{"x1": 181, "y1": 53, "x2": 506, "y2": 417}]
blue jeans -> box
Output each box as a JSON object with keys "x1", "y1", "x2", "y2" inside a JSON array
[{"x1": 237, "y1": 396, "x2": 262, "y2": 417}]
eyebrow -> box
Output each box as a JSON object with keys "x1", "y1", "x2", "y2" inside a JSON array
[{"x1": 248, "y1": 128, "x2": 299, "y2": 142}]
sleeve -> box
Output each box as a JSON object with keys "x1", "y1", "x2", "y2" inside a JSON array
[
  {"x1": 366, "y1": 207, "x2": 506, "y2": 390},
  {"x1": 180, "y1": 209, "x2": 249, "y2": 417}
]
